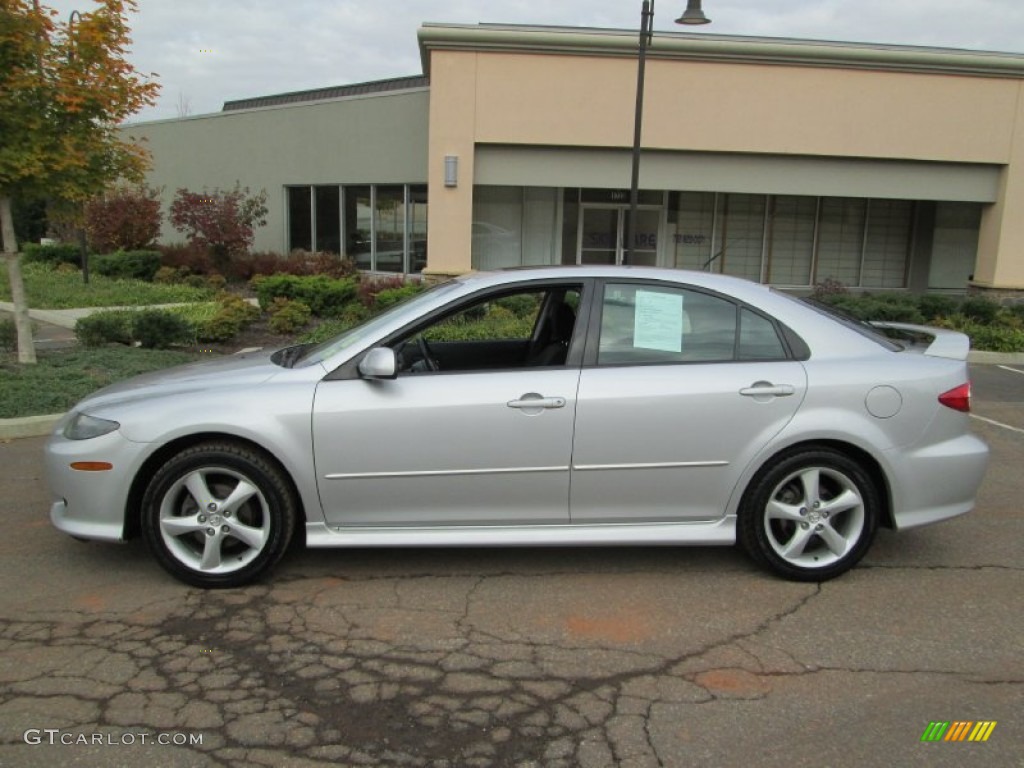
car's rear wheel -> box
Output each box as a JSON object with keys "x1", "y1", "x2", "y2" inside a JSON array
[
  {"x1": 141, "y1": 442, "x2": 296, "y2": 588},
  {"x1": 738, "y1": 448, "x2": 879, "y2": 581}
]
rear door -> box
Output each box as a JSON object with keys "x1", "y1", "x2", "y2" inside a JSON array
[{"x1": 570, "y1": 280, "x2": 807, "y2": 523}]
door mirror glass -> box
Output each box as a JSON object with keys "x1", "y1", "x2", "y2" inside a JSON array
[{"x1": 358, "y1": 347, "x2": 397, "y2": 379}]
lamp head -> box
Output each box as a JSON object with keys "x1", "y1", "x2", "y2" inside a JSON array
[{"x1": 676, "y1": 0, "x2": 711, "y2": 25}]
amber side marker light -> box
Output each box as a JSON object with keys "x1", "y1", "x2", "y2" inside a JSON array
[
  {"x1": 70, "y1": 462, "x2": 114, "y2": 472},
  {"x1": 938, "y1": 382, "x2": 972, "y2": 413}
]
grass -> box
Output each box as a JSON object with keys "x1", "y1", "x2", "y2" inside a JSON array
[
  {"x1": 0, "y1": 347, "x2": 200, "y2": 418},
  {"x1": 0, "y1": 262, "x2": 214, "y2": 309}
]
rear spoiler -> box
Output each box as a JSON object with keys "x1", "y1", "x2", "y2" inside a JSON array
[{"x1": 868, "y1": 322, "x2": 970, "y2": 361}]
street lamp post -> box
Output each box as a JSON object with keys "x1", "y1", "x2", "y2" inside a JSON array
[{"x1": 625, "y1": 0, "x2": 710, "y2": 264}]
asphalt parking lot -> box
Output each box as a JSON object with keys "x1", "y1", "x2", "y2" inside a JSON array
[{"x1": 0, "y1": 364, "x2": 1021, "y2": 767}]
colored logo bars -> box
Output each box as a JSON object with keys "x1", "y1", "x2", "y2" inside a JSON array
[{"x1": 921, "y1": 721, "x2": 997, "y2": 742}]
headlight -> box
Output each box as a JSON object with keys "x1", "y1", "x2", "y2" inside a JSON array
[{"x1": 64, "y1": 413, "x2": 120, "y2": 441}]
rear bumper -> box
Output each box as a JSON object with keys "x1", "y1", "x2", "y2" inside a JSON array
[{"x1": 885, "y1": 432, "x2": 989, "y2": 530}]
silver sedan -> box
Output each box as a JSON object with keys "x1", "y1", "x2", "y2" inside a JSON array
[{"x1": 45, "y1": 267, "x2": 989, "y2": 587}]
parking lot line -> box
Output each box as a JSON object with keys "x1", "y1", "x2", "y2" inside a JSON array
[
  {"x1": 996, "y1": 365, "x2": 1024, "y2": 376},
  {"x1": 971, "y1": 414, "x2": 1024, "y2": 435}
]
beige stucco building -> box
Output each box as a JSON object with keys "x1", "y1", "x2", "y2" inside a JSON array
[{"x1": 125, "y1": 24, "x2": 1024, "y2": 295}]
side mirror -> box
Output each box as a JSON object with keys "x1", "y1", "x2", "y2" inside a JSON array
[{"x1": 358, "y1": 347, "x2": 397, "y2": 380}]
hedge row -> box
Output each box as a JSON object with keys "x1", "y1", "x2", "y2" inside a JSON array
[{"x1": 814, "y1": 291, "x2": 1024, "y2": 351}]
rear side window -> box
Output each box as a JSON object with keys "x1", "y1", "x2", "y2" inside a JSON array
[
  {"x1": 739, "y1": 308, "x2": 787, "y2": 360},
  {"x1": 598, "y1": 283, "x2": 791, "y2": 365}
]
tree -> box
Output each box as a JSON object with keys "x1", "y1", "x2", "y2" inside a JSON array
[
  {"x1": 84, "y1": 184, "x2": 162, "y2": 252},
  {"x1": 169, "y1": 185, "x2": 269, "y2": 275},
  {"x1": 0, "y1": 0, "x2": 159, "y2": 363}
]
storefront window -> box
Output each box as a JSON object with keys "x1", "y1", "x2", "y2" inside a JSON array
[
  {"x1": 816, "y1": 198, "x2": 867, "y2": 286},
  {"x1": 719, "y1": 194, "x2": 765, "y2": 283},
  {"x1": 669, "y1": 192, "x2": 715, "y2": 271},
  {"x1": 315, "y1": 186, "x2": 341, "y2": 255},
  {"x1": 472, "y1": 186, "x2": 524, "y2": 271},
  {"x1": 287, "y1": 187, "x2": 312, "y2": 252},
  {"x1": 862, "y1": 199, "x2": 913, "y2": 288},
  {"x1": 409, "y1": 185, "x2": 428, "y2": 274},
  {"x1": 374, "y1": 186, "x2": 405, "y2": 273},
  {"x1": 344, "y1": 185, "x2": 372, "y2": 270},
  {"x1": 767, "y1": 196, "x2": 816, "y2": 286}
]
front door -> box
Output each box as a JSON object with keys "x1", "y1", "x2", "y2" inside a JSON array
[
  {"x1": 312, "y1": 282, "x2": 586, "y2": 529},
  {"x1": 313, "y1": 369, "x2": 580, "y2": 527},
  {"x1": 578, "y1": 205, "x2": 662, "y2": 267}
]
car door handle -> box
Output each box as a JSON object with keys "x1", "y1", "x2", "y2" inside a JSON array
[
  {"x1": 739, "y1": 382, "x2": 795, "y2": 397},
  {"x1": 507, "y1": 395, "x2": 566, "y2": 410}
]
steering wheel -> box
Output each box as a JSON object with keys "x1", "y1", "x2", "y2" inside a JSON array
[{"x1": 416, "y1": 335, "x2": 439, "y2": 371}]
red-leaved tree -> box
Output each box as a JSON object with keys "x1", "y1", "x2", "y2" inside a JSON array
[
  {"x1": 169, "y1": 185, "x2": 268, "y2": 274},
  {"x1": 84, "y1": 184, "x2": 161, "y2": 252}
]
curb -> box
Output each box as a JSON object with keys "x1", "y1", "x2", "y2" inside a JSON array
[{"x1": 0, "y1": 414, "x2": 62, "y2": 440}]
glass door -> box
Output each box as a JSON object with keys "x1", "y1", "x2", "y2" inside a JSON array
[{"x1": 578, "y1": 205, "x2": 662, "y2": 266}]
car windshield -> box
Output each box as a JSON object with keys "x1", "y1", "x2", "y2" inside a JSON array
[{"x1": 294, "y1": 279, "x2": 463, "y2": 367}]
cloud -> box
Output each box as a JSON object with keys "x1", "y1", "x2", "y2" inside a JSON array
[{"x1": 38, "y1": 0, "x2": 1024, "y2": 121}]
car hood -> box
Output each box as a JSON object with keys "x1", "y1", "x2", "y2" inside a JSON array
[{"x1": 75, "y1": 349, "x2": 283, "y2": 413}]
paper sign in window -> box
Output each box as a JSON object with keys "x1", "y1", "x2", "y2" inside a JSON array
[{"x1": 634, "y1": 290, "x2": 683, "y2": 352}]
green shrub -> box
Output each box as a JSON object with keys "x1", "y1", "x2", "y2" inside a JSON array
[
  {"x1": 812, "y1": 278, "x2": 848, "y2": 297},
  {"x1": 153, "y1": 266, "x2": 180, "y2": 284},
  {"x1": 196, "y1": 294, "x2": 260, "y2": 342},
  {"x1": 818, "y1": 294, "x2": 925, "y2": 324},
  {"x1": 75, "y1": 311, "x2": 134, "y2": 347},
  {"x1": 959, "y1": 296, "x2": 1000, "y2": 324},
  {"x1": 1007, "y1": 303, "x2": 1024, "y2": 322},
  {"x1": 0, "y1": 317, "x2": 15, "y2": 352},
  {"x1": 494, "y1": 293, "x2": 540, "y2": 318},
  {"x1": 962, "y1": 323, "x2": 1024, "y2": 352},
  {"x1": 298, "y1": 312, "x2": 368, "y2": 344},
  {"x1": 374, "y1": 283, "x2": 425, "y2": 310},
  {"x1": 92, "y1": 250, "x2": 162, "y2": 282},
  {"x1": 22, "y1": 242, "x2": 81, "y2": 266},
  {"x1": 251, "y1": 274, "x2": 357, "y2": 316},
  {"x1": 932, "y1": 314, "x2": 1024, "y2": 352},
  {"x1": 267, "y1": 297, "x2": 312, "y2": 334},
  {"x1": 917, "y1": 294, "x2": 960, "y2": 320},
  {"x1": 206, "y1": 273, "x2": 228, "y2": 292},
  {"x1": 133, "y1": 309, "x2": 195, "y2": 349}
]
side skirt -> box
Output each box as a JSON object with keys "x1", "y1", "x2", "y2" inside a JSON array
[{"x1": 305, "y1": 518, "x2": 736, "y2": 548}]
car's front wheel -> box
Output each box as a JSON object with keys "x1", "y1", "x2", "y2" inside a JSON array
[
  {"x1": 738, "y1": 448, "x2": 879, "y2": 581},
  {"x1": 141, "y1": 442, "x2": 296, "y2": 588}
]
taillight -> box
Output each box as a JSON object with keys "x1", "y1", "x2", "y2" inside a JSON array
[{"x1": 939, "y1": 382, "x2": 971, "y2": 413}]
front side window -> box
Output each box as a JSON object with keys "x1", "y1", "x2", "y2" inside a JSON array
[
  {"x1": 392, "y1": 285, "x2": 581, "y2": 374},
  {"x1": 598, "y1": 283, "x2": 787, "y2": 365}
]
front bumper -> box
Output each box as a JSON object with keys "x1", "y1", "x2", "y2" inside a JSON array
[{"x1": 44, "y1": 424, "x2": 148, "y2": 543}]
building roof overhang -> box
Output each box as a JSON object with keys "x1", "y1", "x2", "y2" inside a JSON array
[{"x1": 417, "y1": 22, "x2": 1024, "y2": 79}]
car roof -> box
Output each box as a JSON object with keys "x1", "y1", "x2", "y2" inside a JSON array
[{"x1": 457, "y1": 266, "x2": 773, "y2": 299}]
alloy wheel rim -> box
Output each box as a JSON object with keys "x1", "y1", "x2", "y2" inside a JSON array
[
  {"x1": 158, "y1": 467, "x2": 271, "y2": 574},
  {"x1": 763, "y1": 466, "x2": 865, "y2": 569}
]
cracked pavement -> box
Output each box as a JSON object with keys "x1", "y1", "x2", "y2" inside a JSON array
[{"x1": 0, "y1": 366, "x2": 1021, "y2": 767}]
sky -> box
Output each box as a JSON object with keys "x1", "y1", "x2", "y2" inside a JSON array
[{"x1": 38, "y1": 0, "x2": 1024, "y2": 122}]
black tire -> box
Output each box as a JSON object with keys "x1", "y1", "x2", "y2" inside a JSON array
[
  {"x1": 141, "y1": 441, "x2": 297, "y2": 588},
  {"x1": 738, "y1": 448, "x2": 879, "y2": 582}
]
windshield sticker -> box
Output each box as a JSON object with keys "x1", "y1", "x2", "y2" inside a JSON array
[{"x1": 634, "y1": 290, "x2": 683, "y2": 352}]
